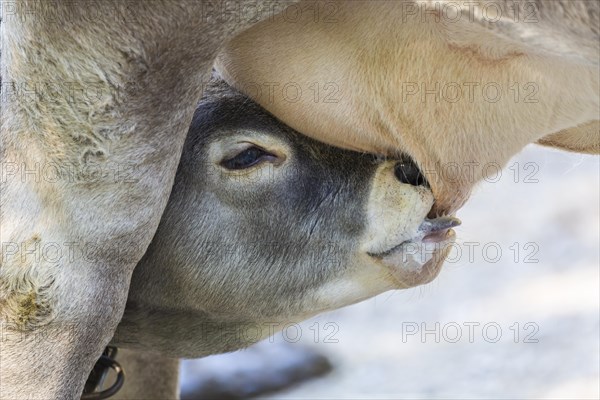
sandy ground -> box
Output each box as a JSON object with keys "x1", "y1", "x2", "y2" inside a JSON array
[{"x1": 183, "y1": 144, "x2": 599, "y2": 399}]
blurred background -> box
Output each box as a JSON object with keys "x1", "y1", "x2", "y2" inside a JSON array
[{"x1": 180, "y1": 144, "x2": 599, "y2": 399}]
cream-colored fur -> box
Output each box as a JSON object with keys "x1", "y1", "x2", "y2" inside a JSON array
[{"x1": 217, "y1": 0, "x2": 599, "y2": 214}]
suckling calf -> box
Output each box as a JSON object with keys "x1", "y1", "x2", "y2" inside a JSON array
[{"x1": 114, "y1": 78, "x2": 460, "y2": 358}]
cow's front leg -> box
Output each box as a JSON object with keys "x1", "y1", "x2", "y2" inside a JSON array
[
  {"x1": 0, "y1": 93, "x2": 189, "y2": 399},
  {"x1": 0, "y1": 258, "x2": 139, "y2": 399},
  {"x1": 0, "y1": 1, "x2": 274, "y2": 398}
]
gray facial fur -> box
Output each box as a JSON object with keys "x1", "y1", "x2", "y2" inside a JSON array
[{"x1": 114, "y1": 79, "x2": 433, "y2": 357}]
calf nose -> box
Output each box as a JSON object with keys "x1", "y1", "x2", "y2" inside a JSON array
[
  {"x1": 363, "y1": 160, "x2": 434, "y2": 255},
  {"x1": 394, "y1": 157, "x2": 428, "y2": 187}
]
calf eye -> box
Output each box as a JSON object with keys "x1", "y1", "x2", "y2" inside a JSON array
[{"x1": 221, "y1": 146, "x2": 275, "y2": 170}]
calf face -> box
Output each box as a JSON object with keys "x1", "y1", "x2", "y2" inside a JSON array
[{"x1": 115, "y1": 79, "x2": 459, "y2": 357}]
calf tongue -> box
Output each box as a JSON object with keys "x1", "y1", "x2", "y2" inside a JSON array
[{"x1": 419, "y1": 217, "x2": 461, "y2": 243}]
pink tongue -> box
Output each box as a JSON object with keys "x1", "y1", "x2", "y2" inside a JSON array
[{"x1": 422, "y1": 230, "x2": 450, "y2": 243}]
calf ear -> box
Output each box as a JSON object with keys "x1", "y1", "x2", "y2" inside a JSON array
[{"x1": 537, "y1": 121, "x2": 600, "y2": 154}]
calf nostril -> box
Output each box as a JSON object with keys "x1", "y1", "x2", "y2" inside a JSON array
[{"x1": 394, "y1": 158, "x2": 428, "y2": 187}]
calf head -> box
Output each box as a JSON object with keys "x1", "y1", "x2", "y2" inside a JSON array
[{"x1": 115, "y1": 79, "x2": 459, "y2": 356}]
